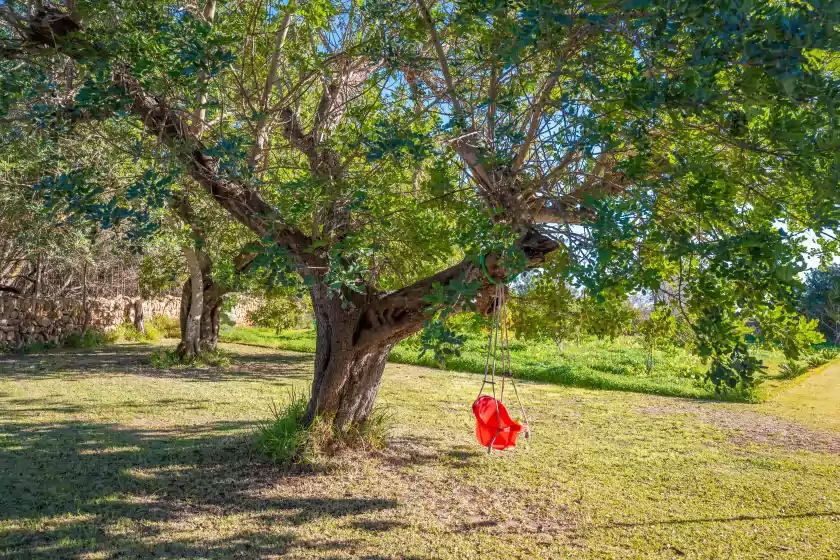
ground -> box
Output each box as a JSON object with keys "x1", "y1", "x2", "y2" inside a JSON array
[{"x1": 1, "y1": 343, "x2": 838, "y2": 559}]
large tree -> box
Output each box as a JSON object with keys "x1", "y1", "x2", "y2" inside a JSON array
[{"x1": 1, "y1": 0, "x2": 838, "y2": 430}]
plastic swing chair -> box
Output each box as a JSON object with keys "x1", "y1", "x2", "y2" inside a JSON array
[{"x1": 472, "y1": 262, "x2": 530, "y2": 453}]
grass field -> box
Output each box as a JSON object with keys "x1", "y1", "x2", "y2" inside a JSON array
[
  {"x1": 1, "y1": 342, "x2": 838, "y2": 559},
  {"x1": 220, "y1": 327, "x2": 797, "y2": 402}
]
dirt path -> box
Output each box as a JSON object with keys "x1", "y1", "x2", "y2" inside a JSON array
[{"x1": 761, "y1": 361, "x2": 840, "y2": 434}]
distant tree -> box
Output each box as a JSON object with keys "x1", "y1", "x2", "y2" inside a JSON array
[
  {"x1": 801, "y1": 266, "x2": 840, "y2": 345},
  {"x1": 248, "y1": 288, "x2": 310, "y2": 335},
  {"x1": 510, "y1": 273, "x2": 578, "y2": 353},
  {"x1": 639, "y1": 303, "x2": 676, "y2": 373},
  {"x1": 580, "y1": 290, "x2": 637, "y2": 342}
]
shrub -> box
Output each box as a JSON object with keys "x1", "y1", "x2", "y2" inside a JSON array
[
  {"x1": 65, "y1": 328, "x2": 111, "y2": 348},
  {"x1": 111, "y1": 322, "x2": 161, "y2": 343},
  {"x1": 806, "y1": 352, "x2": 830, "y2": 369},
  {"x1": 248, "y1": 293, "x2": 308, "y2": 334},
  {"x1": 806, "y1": 348, "x2": 839, "y2": 369},
  {"x1": 258, "y1": 387, "x2": 391, "y2": 465},
  {"x1": 779, "y1": 360, "x2": 809, "y2": 379},
  {"x1": 820, "y1": 347, "x2": 839, "y2": 361},
  {"x1": 149, "y1": 315, "x2": 180, "y2": 338}
]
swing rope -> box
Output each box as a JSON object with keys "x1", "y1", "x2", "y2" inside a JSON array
[{"x1": 475, "y1": 273, "x2": 530, "y2": 453}]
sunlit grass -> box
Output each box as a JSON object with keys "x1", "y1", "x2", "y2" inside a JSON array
[
  {"x1": 0, "y1": 343, "x2": 838, "y2": 558},
  {"x1": 221, "y1": 326, "x2": 788, "y2": 402}
]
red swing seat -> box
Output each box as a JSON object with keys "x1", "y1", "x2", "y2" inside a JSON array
[{"x1": 472, "y1": 395, "x2": 526, "y2": 450}]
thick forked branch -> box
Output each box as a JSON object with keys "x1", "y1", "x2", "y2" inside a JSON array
[
  {"x1": 116, "y1": 71, "x2": 319, "y2": 269},
  {"x1": 172, "y1": 193, "x2": 259, "y2": 275},
  {"x1": 354, "y1": 229, "x2": 558, "y2": 349},
  {"x1": 533, "y1": 166, "x2": 633, "y2": 224}
]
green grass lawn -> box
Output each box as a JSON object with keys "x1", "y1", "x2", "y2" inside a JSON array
[
  {"x1": 220, "y1": 326, "x2": 795, "y2": 402},
  {"x1": 1, "y1": 342, "x2": 838, "y2": 559}
]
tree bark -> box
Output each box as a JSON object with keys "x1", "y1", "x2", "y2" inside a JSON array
[
  {"x1": 305, "y1": 295, "x2": 392, "y2": 432},
  {"x1": 33, "y1": 254, "x2": 42, "y2": 297},
  {"x1": 178, "y1": 247, "x2": 203, "y2": 359},
  {"x1": 133, "y1": 298, "x2": 145, "y2": 334},
  {"x1": 199, "y1": 291, "x2": 222, "y2": 350},
  {"x1": 180, "y1": 276, "x2": 225, "y2": 352},
  {"x1": 81, "y1": 260, "x2": 90, "y2": 331}
]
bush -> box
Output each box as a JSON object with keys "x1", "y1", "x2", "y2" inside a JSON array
[
  {"x1": 65, "y1": 328, "x2": 111, "y2": 348},
  {"x1": 820, "y1": 347, "x2": 839, "y2": 361},
  {"x1": 806, "y1": 353, "x2": 829, "y2": 369},
  {"x1": 258, "y1": 387, "x2": 391, "y2": 465},
  {"x1": 806, "y1": 348, "x2": 839, "y2": 369},
  {"x1": 248, "y1": 291, "x2": 310, "y2": 334},
  {"x1": 149, "y1": 315, "x2": 180, "y2": 338},
  {"x1": 779, "y1": 360, "x2": 809, "y2": 379},
  {"x1": 111, "y1": 322, "x2": 161, "y2": 343}
]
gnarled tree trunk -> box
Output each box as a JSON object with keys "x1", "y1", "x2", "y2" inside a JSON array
[
  {"x1": 133, "y1": 298, "x2": 145, "y2": 334},
  {"x1": 178, "y1": 247, "x2": 203, "y2": 359},
  {"x1": 305, "y1": 295, "x2": 392, "y2": 431},
  {"x1": 302, "y1": 230, "x2": 558, "y2": 432},
  {"x1": 180, "y1": 279, "x2": 226, "y2": 352}
]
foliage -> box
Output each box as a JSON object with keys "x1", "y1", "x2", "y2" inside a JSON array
[
  {"x1": 510, "y1": 270, "x2": 578, "y2": 352},
  {"x1": 806, "y1": 348, "x2": 840, "y2": 369},
  {"x1": 259, "y1": 387, "x2": 390, "y2": 465},
  {"x1": 806, "y1": 352, "x2": 830, "y2": 370},
  {"x1": 579, "y1": 290, "x2": 638, "y2": 342},
  {"x1": 639, "y1": 304, "x2": 677, "y2": 373},
  {"x1": 754, "y1": 307, "x2": 825, "y2": 361},
  {"x1": 418, "y1": 319, "x2": 467, "y2": 367},
  {"x1": 778, "y1": 360, "x2": 809, "y2": 379},
  {"x1": 247, "y1": 290, "x2": 310, "y2": 334},
  {"x1": 111, "y1": 323, "x2": 161, "y2": 343},
  {"x1": 704, "y1": 342, "x2": 765, "y2": 395},
  {"x1": 1, "y1": 0, "x2": 839, "y2": 420},
  {"x1": 820, "y1": 347, "x2": 840, "y2": 361},
  {"x1": 800, "y1": 265, "x2": 840, "y2": 345},
  {"x1": 139, "y1": 253, "x2": 184, "y2": 299},
  {"x1": 148, "y1": 315, "x2": 181, "y2": 339}
]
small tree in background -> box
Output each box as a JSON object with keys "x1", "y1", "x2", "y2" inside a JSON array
[
  {"x1": 639, "y1": 304, "x2": 677, "y2": 373},
  {"x1": 511, "y1": 275, "x2": 577, "y2": 353},
  {"x1": 801, "y1": 266, "x2": 840, "y2": 345},
  {"x1": 580, "y1": 290, "x2": 637, "y2": 342},
  {"x1": 248, "y1": 289, "x2": 310, "y2": 335}
]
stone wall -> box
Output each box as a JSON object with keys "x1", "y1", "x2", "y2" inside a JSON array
[
  {"x1": 228, "y1": 296, "x2": 263, "y2": 326},
  {"x1": 0, "y1": 295, "x2": 181, "y2": 348}
]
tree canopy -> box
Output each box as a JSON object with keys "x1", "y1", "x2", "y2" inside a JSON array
[{"x1": 1, "y1": 0, "x2": 838, "y2": 425}]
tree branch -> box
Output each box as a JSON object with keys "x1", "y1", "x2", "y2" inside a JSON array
[
  {"x1": 354, "y1": 229, "x2": 558, "y2": 349},
  {"x1": 248, "y1": 0, "x2": 296, "y2": 167},
  {"x1": 512, "y1": 23, "x2": 597, "y2": 173}
]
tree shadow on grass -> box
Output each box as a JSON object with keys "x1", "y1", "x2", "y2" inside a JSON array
[
  {"x1": 0, "y1": 419, "x2": 398, "y2": 558},
  {"x1": 0, "y1": 343, "x2": 314, "y2": 384},
  {"x1": 593, "y1": 511, "x2": 840, "y2": 530}
]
